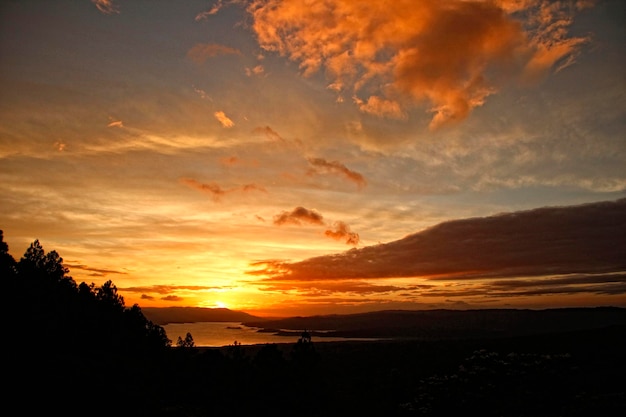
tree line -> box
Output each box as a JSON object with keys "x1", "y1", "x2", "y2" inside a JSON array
[
  {"x1": 1, "y1": 229, "x2": 171, "y2": 353},
  {"x1": 2, "y1": 229, "x2": 321, "y2": 416}
]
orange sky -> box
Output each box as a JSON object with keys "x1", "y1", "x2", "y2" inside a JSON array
[{"x1": 1, "y1": 0, "x2": 624, "y2": 316}]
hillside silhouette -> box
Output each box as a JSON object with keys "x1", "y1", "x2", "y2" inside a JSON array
[
  {"x1": 142, "y1": 306, "x2": 264, "y2": 325},
  {"x1": 243, "y1": 307, "x2": 626, "y2": 340},
  {"x1": 3, "y1": 229, "x2": 625, "y2": 416}
]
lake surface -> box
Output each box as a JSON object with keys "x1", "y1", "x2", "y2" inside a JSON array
[{"x1": 163, "y1": 321, "x2": 378, "y2": 347}]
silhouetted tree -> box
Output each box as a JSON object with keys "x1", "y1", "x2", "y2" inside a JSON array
[
  {"x1": 5, "y1": 231, "x2": 171, "y2": 354},
  {"x1": 292, "y1": 329, "x2": 318, "y2": 368},
  {"x1": 176, "y1": 332, "x2": 195, "y2": 348},
  {"x1": 0, "y1": 230, "x2": 16, "y2": 279}
]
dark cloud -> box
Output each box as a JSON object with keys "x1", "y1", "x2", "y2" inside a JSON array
[
  {"x1": 162, "y1": 295, "x2": 183, "y2": 302},
  {"x1": 325, "y1": 221, "x2": 360, "y2": 245},
  {"x1": 257, "y1": 280, "x2": 403, "y2": 296},
  {"x1": 273, "y1": 206, "x2": 360, "y2": 245},
  {"x1": 66, "y1": 262, "x2": 127, "y2": 277},
  {"x1": 252, "y1": 125, "x2": 284, "y2": 142},
  {"x1": 251, "y1": 199, "x2": 626, "y2": 287},
  {"x1": 273, "y1": 206, "x2": 325, "y2": 226},
  {"x1": 121, "y1": 284, "x2": 228, "y2": 295},
  {"x1": 307, "y1": 157, "x2": 367, "y2": 189}
]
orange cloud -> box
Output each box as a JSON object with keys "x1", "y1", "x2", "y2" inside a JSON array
[
  {"x1": 187, "y1": 43, "x2": 241, "y2": 64},
  {"x1": 307, "y1": 157, "x2": 366, "y2": 189},
  {"x1": 248, "y1": 0, "x2": 592, "y2": 129},
  {"x1": 92, "y1": 0, "x2": 119, "y2": 15},
  {"x1": 214, "y1": 111, "x2": 235, "y2": 128},
  {"x1": 246, "y1": 65, "x2": 265, "y2": 77},
  {"x1": 107, "y1": 120, "x2": 123, "y2": 128},
  {"x1": 195, "y1": 1, "x2": 224, "y2": 21}
]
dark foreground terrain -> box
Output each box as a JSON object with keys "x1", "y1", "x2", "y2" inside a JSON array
[
  {"x1": 13, "y1": 323, "x2": 625, "y2": 416},
  {"x1": 5, "y1": 232, "x2": 624, "y2": 415}
]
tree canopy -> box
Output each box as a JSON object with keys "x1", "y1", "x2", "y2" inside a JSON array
[{"x1": 2, "y1": 230, "x2": 171, "y2": 353}]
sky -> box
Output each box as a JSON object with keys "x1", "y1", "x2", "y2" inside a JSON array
[{"x1": 1, "y1": 0, "x2": 624, "y2": 317}]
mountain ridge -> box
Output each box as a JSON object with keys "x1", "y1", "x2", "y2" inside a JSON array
[{"x1": 141, "y1": 306, "x2": 265, "y2": 325}]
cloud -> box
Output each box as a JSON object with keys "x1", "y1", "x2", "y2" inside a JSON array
[
  {"x1": 353, "y1": 96, "x2": 407, "y2": 120},
  {"x1": 92, "y1": 0, "x2": 119, "y2": 15},
  {"x1": 252, "y1": 125, "x2": 284, "y2": 142},
  {"x1": 107, "y1": 119, "x2": 123, "y2": 128},
  {"x1": 187, "y1": 43, "x2": 241, "y2": 64},
  {"x1": 193, "y1": 86, "x2": 211, "y2": 100},
  {"x1": 251, "y1": 198, "x2": 626, "y2": 281},
  {"x1": 325, "y1": 221, "x2": 360, "y2": 245},
  {"x1": 247, "y1": 0, "x2": 592, "y2": 129},
  {"x1": 195, "y1": 1, "x2": 224, "y2": 21},
  {"x1": 214, "y1": 111, "x2": 235, "y2": 128},
  {"x1": 242, "y1": 183, "x2": 267, "y2": 193},
  {"x1": 65, "y1": 262, "x2": 127, "y2": 277},
  {"x1": 181, "y1": 178, "x2": 266, "y2": 201},
  {"x1": 181, "y1": 178, "x2": 227, "y2": 200},
  {"x1": 257, "y1": 280, "x2": 404, "y2": 296},
  {"x1": 162, "y1": 295, "x2": 184, "y2": 302},
  {"x1": 123, "y1": 284, "x2": 229, "y2": 295},
  {"x1": 246, "y1": 65, "x2": 265, "y2": 77},
  {"x1": 273, "y1": 206, "x2": 325, "y2": 226},
  {"x1": 273, "y1": 206, "x2": 360, "y2": 245},
  {"x1": 307, "y1": 157, "x2": 367, "y2": 189}
]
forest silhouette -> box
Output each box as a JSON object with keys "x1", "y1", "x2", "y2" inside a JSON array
[{"x1": 2, "y1": 229, "x2": 625, "y2": 416}]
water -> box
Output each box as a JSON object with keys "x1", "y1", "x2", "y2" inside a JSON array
[{"x1": 163, "y1": 321, "x2": 377, "y2": 347}]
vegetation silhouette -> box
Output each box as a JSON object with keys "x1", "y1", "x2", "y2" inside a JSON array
[{"x1": 2, "y1": 229, "x2": 625, "y2": 416}]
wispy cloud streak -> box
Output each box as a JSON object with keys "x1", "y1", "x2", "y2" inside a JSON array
[
  {"x1": 181, "y1": 178, "x2": 266, "y2": 201},
  {"x1": 307, "y1": 157, "x2": 366, "y2": 189}
]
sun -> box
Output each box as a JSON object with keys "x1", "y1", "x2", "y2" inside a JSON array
[{"x1": 215, "y1": 301, "x2": 228, "y2": 309}]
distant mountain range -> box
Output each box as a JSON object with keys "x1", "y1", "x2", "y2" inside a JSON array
[
  {"x1": 142, "y1": 306, "x2": 626, "y2": 340},
  {"x1": 141, "y1": 307, "x2": 264, "y2": 325},
  {"x1": 241, "y1": 307, "x2": 626, "y2": 340}
]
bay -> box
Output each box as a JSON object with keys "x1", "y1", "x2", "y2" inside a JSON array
[{"x1": 163, "y1": 321, "x2": 378, "y2": 347}]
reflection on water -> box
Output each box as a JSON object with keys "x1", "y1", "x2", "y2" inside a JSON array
[{"x1": 163, "y1": 321, "x2": 375, "y2": 347}]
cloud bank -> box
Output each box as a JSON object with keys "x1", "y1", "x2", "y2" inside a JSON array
[
  {"x1": 247, "y1": 0, "x2": 592, "y2": 129},
  {"x1": 252, "y1": 198, "x2": 626, "y2": 282}
]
